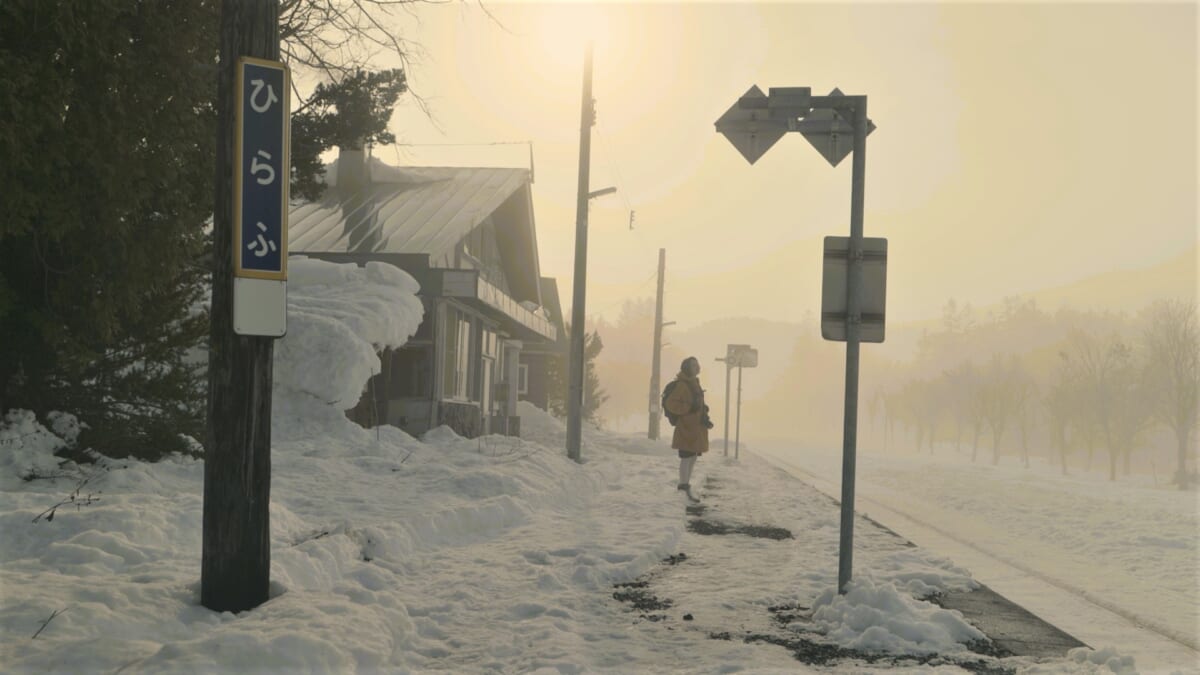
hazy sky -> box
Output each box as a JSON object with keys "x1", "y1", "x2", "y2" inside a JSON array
[{"x1": 370, "y1": 1, "x2": 1197, "y2": 328}]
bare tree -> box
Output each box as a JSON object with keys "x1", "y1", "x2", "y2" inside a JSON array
[
  {"x1": 941, "y1": 364, "x2": 973, "y2": 453},
  {"x1": 278, "y1": 0, "x2": 468, "y2": 126},
  {"x1": 281, "y1": 0, "x2": 432, "y2": 86},
  {"x1": 1141, "y1": 299, "x2": 1200, "y2": 489},
  {"x1": 1070, "y1": 332, "x2": 1151, "y2": 481},
  {"x1": 1045, "y1": 351, "x2": 1078, "y2": 475},
  {"x1": 955, "y1": 362, "x2": 988, "y2": 462},
  {"x1": 882, "y1": 388, "x2": 902, "y2": 451},
  {"x1": 902, "y1": 379, "x2": 940, "y2": 451},
  {"x1": 980, "y1": 353, "x2": 1023, "y2": 466},
  {"x1": 1012, "y1": 369, "x2": 1038, "y2": 469}
]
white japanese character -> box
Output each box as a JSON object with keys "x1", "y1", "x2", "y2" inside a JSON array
[
  {"x1": 250, "y1": 150, "x2": 275, "y2": 185},
  {"x1": 247, "y1": 221, "x2": 278, "y2": 258},
  {"x1": 249, "y1": 78, "x2": 278, "y2": 113}
]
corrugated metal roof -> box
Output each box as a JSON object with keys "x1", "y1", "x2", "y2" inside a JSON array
[{"x1": 289, "y1": 166, "x2": 531, "y2": 256}]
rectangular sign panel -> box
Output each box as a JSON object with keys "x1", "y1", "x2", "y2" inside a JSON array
[
  {"x1": 821, "y1": 236, "x2": 887, "y2": 343},
  {"x1": 234, "y1": 277, "x2": 287, "y2": 338},
  {"x1": 726, "y1": 344, "x2": 758, "y2": 368},
  {"x1": 234, "y1": 57, "x2": 289, "y2": 280},
  {"x1": 737, "y1": 348, "x2": 758, "y2": 368}
]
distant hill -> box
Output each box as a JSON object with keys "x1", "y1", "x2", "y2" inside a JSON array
[{"x1": 1019, "y1": 245, "x2": 1196, "y2": 315}]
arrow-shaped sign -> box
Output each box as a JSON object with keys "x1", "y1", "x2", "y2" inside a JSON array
[
  {"x1": 714, "y1": 86, "x2": 786, "y2": 165},
  {"x1": 800, "y1": 88, "x2": 876, "y2": 167}
]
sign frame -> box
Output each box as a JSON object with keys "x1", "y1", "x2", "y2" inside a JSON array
[{"x1": 234, "y1": 56, "x2": 290, "y2": 281}]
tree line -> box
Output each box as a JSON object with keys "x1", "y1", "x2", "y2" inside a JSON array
[
  {"x1": 1, "y1": 0, "x2": 416, "y2": 460},
  {"x1": 869, "y1": 297, "x2": 1198, "y2": 489}
]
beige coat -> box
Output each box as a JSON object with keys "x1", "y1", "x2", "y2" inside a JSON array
[{"x1": 665, "y1": 372, "x2": 709, "y2": 454}]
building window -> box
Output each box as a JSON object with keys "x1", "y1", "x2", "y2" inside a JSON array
[
  {"x1": 517, "y1": 363, "x2": 529, "y2": 395},
  {"x1": 482, "y1": 328, "x2": 498, "y2": 359},
  {"x1": 442, "y1": 307, "x2": 473, "y2": 400},
  {"x1": 388, "y1": 346, "x2": 432, "y2": 398}
]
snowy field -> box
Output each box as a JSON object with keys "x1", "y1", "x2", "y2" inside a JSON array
[
  {"x1": 756, "y1": 440, "x2": 1200, "y2": 670},
  {"x1": 0, "y1": 258, "x2": 1152, "y2": 673}
]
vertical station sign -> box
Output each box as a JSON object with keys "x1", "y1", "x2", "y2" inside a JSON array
[{"x1": 233, "y1": 56, "x2": 290, "y2": 336}]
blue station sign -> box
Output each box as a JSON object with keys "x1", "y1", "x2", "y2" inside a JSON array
[{"x1": 234, "y1": 57, "x2": 290, "y2": 280}]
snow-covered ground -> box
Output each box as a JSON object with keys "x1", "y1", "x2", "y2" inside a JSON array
[
  {"x1": 756, "y1": 440, "x2": 1200, "y2": 673},
  {"x1": 0, "y1": 258, "x2": 1154, "y2": 673}
]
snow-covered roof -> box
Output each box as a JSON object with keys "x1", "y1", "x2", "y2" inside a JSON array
[{"x1": 288, "y1": 165, "x2": 532, "y2": 259}]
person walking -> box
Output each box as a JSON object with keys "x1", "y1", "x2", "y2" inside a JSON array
[{"x1": 664, "y1": 356, "x2": 712, "y2": 502}]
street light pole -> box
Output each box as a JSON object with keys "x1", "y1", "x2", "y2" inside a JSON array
[{"x1": 565, "y1": 43, "x2": 594, "y2": 463}]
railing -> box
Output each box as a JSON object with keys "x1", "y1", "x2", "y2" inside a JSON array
[{"x1": 439, "y1": 270, "x2": 556, "y2": 341}]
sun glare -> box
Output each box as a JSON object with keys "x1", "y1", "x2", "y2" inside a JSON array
[{"x1": 530, "y1": 3, "x2": 611, "y2": 66}]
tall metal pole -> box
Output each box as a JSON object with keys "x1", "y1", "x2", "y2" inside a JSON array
[
  {"x1": 837, "y1": 97, "x2": 868, "y2": 594},
  {"x1": 565, "y1": 43, "x2": 594, "y2": 463},
  {"x1": 735, "y1": 364, "x2": 743, "y2": 459},
  {"x1": 648, "y1": 248, "x2": 666, "y2": 440},
  {"x1": 203, "y1": 0, "x2": 278, "y2": 613}
]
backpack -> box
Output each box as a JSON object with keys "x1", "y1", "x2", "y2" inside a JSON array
[{"x1": 661, "y1": 380, "x2": 694, "y2": 426}]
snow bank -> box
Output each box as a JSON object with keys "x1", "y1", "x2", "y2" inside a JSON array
[
  {"x1": 810, "y1": 577, "x2": 985, "y2": 655},
  {"x1": 873, "y1": 548, "x2": 979, "y2": 597},
  {"x1": 516, "y1": 400, "x2": 565, "y2": 447},
  {"x1": 0, "y1": 410, "x2": 70, "y2": 486},
  {"x1": 1017, "y1": 646, "x2": 1138, "y2": 674},
  {"x1": 1063, "y1": 646, "x2": 1138, "y2": 675},
  {"x1": 272, "y1": 257, "x2": 423, "y2": 441}
]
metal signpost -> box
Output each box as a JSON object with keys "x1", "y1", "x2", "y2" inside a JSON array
[
  {"x1": 233, "y1": 56, "x2": 289, "y2": 337},
  {"x1": 730, "y1": 345, "x2": 757, "y2": 459},
  {"x1": 716, "y1": 85, "x2": 884, "y2": 593},
  {"x1": 717, "y1": 344, "x2": 756, "y2": 457}
]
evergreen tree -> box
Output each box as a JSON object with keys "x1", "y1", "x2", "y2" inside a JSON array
[
  {"x1": 0, "y1": 1, "x2": 218, "y2": 459},
  {"x1": 545, "y1": 324, "x2": 607, "y2": 425},
  {"x1": 0, "y1": 1, "x2": 413, "y2": 460},
  {"x1": 290, "y1": 68, "x2": 407, "y2": 201}
]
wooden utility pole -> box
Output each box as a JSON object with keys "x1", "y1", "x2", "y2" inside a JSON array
[
  {"x1": 565, "y1": 43, "x2": 594, "y2": 463},
  {"x1": 202, "y1": 0, "x2": 280, "y2": 613},
  {"x1": 647, "y1": 249, "x2": 666, "y2": 440}
]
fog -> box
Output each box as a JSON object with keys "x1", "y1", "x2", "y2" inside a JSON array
[
  {"x1": 383, "y1": 1, "x2": 1196, "y2": 478},
  {"x1": 584, "y1": 266, "x2": 1200, "y2": 660},
  {"x1": 385, "y1": 2, "x2": 1195, "y2": 327},
  {"x1": 597, "y1": 291, "x2": 1197, "y2": 481},
  {"x1": 5, "y1": 0, "x2": 1197, "y2": 670}
]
